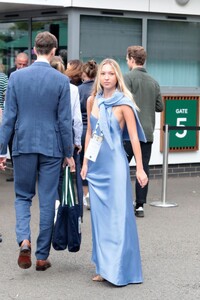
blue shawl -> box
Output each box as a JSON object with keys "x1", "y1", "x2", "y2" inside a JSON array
[{"x1": 96, "y1": 90, "x2": 146, "y2": 150}]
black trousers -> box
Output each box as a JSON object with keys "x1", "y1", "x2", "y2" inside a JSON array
[{"x1": 123, "y1": 140, "x2": 152, "y2": 205}]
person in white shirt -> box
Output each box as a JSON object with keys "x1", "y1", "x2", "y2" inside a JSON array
[
  {"x1": 50, "y1": 56, "x2": 83, "y2": 217},
  {"x1": 50, "y1": 56, "x2": 82, "y2": 149}
]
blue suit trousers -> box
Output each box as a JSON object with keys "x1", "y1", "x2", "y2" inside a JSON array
[{"x1": 13, "y1": 153, "x2": 62, "y2": 260}]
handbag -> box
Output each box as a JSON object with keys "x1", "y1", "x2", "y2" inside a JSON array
[{"x1": 52, "y1": 166, "x2": 82, "y2": 252}]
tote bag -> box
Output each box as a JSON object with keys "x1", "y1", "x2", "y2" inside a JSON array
[{"x1": 52, "y1": 166, "x2": 82, "y2": 252}]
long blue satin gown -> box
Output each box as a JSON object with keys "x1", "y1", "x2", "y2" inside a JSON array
[{"x1": 86, "y1": 112, "x2": 143, "y2": 286}]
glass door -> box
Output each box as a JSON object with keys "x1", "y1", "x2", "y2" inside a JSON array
[
  {"x1": 0, "y1": 21, "x2": 29, "y2": 74},
  {"x1": 0, "y1": 17, "x2": 68, "y2": 75},
  {"x1": 31, "y1": 17, "x2": 68, "y2": 57}
]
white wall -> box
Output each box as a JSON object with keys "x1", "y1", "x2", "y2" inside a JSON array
[
  {"x1": 0, "y1": 0, "x2": 70, "y2": 6},
  {"x1": 71, "y1": 0, "x2": 149, "y2": 11},
  {"x1": 70, "y1": 0, "x2": 199, "y2": 15},
  {"x1": 150, "y1": 0, "x2": 200, "y2": 15},
  {"x1": 0, "y1": 0, "x2": 199, "y2": 15}
]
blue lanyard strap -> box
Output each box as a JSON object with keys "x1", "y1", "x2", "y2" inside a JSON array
[{"x1": 93, "y1": 121, "x2": 104, "y2": 137}]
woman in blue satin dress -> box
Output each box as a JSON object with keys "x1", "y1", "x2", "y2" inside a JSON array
[{"x1": 81, "y1": 58, "x2": 148, "y2": 286}]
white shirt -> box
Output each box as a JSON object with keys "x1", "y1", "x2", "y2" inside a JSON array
[{"x1": 70, "y1": 83, "x2": 83, "y2": 146}]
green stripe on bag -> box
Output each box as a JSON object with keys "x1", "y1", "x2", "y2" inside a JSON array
[{"x1": 62, "y1": 166, "x2": 76, "y2": 207}]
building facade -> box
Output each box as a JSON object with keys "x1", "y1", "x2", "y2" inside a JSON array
[{"x1": 0, "y1": 0, "x2": 199, "y2": 172}]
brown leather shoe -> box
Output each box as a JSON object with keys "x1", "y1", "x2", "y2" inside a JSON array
[
  {"x1": 18, "y1": 239, "x2": 32, "y2": 269},
  {"x1": 36, "y1": 259, "x2": 51, "y2": 271}
]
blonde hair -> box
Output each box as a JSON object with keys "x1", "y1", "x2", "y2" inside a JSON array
[
  {"x1": 50, "y1": 56, "x2": 65, "y2": 73},
  {"x1": 93, "y1": 58, "x2": 139, "y2": 110}
]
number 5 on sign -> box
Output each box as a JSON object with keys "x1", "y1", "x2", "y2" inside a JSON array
[
  {"x1": 175, "y1": 117, "x2": 187, "y2": 138},
  {"x1": 163, "y1": 98, "x2": 198, "y2": 150}
]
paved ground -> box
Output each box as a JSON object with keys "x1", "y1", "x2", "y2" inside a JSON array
[{"x1": 0, "y1": 172, "x2": 200, "y2": 300}]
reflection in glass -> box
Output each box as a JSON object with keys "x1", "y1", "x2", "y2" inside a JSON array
[
  {"x1": 32, "y1": 18, "x2": 68, "y2": 56},
  {"x1": 0, "y1": 21, "x2": 28, "y2": 73},
  {"x1": 147, "y1": 20, "x2": 200, "y2": 87},
  {"x1": 0, "y1": 18, "x2": 68, "y2": 76},
  {"x1": 80, "y1": 16, "x2": 142, "y2": 74}
]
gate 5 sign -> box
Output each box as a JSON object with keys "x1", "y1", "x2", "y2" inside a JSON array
[{"x1": 163, "y1": 96, "x2": 199, "y2": 151}]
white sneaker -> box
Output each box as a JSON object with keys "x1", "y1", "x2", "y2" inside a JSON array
[
  {"x1": 83, "y1": 193, "x2": 90, "y2": 210},
  {"x1": 85, "y1": 193, "x2": 90, "y2": 210},
  {"x1": 135, "y1": 206, "x2": 144, "y2": 217},
  {"x1": 83, "y1": 195, "x2": 87, "y2": 206}
]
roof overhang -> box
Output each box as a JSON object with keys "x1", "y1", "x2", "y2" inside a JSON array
[{"x1": 0, "y1": 1, "x2": 70, "y2": 14}]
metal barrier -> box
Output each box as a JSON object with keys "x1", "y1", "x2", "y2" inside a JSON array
[{"x1": 150, "y1": 124, "x2": 200, "y2": 208}]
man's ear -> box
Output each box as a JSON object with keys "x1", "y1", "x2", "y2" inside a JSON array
[
  {"x1": 51, "y1": 48, "x2": 56, "y2": 57},
  {"x1": 33, "y1": 47, "x2": 38, "y2": 56},
  {"x1": 131, "y1": 57, "x2": 135, "y2": 64}
]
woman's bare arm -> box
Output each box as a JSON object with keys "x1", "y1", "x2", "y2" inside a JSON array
[
  {"x1": 122, "y1": 105, "x2": 148, "y2": 188},
  {"x1": 80, "y1": 95, "x2": 94, "y2": 179}
]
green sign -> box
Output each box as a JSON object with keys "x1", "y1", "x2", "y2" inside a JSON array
[{"x1": 165, "y1": 99, "x2": 197, "y2": 148}]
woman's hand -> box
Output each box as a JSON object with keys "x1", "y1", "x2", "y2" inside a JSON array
[
  {"x1": 136, "y1": 170, "x2": 148, "y2": 188},
  {"x1": 80, "y1": 163, "x2": 88, "y2": 180}
]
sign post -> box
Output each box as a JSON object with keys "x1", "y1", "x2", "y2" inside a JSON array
[
  {"x1": 160, "y1": 96, "x2": 199, "y2": 152},
  {"x1": 150, "y1": 124, "x2": 178, "y2": 208}
]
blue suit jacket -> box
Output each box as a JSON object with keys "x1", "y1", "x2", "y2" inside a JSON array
[{"x1": 0, "y1": 61, "x2": 73, "y2": 158}]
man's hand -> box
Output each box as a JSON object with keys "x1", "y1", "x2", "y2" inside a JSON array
[
  {"x1": 74, "y1": 144, "x2": 82, "y2": 154},
  {"x1": 63, "y1": 157, "x2": 75, "y2": 172},
  {"x1": 0, "y1": 157, "x2": 7, "y2": 171}
]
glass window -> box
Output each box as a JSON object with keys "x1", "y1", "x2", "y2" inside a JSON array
[
  {"x1": 147, "y1": 20, "x2": 200, "y2": 87},
  {"x1": 31, "y1": 18, "x2": 68, "y2": 59},
  {"x1": 80, "y1": 16, "x2": 142, "y2": 73},
  {"x1": 0, "y1": 18, "x2": 67, "y2": 75},
  {"x1": 0, "y1": 21, "x2": 28, "y2": 74}
]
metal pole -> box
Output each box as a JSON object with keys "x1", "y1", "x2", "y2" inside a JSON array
[
  {"x1": 150, "y1": 124, "x2": 178, "y2": 208},
  {"x1": 161, "y1": 123, "x2": 169, "y2": 205}
]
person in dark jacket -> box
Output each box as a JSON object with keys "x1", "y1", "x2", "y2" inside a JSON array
[
  {"x1": 7, "y1": 52, "x2": 28, "y2": 78},
  {"x1": 124, "y1": 45, "x2": 163, "y2": 217}
]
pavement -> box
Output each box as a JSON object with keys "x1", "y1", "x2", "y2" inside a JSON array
[{"x1": 0, "y1": 172, "x2": 200, "y2": 300}]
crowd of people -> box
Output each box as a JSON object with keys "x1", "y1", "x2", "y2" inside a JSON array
[{"x1": 0, "y1": 31, "x2": 163, "y2": 285}]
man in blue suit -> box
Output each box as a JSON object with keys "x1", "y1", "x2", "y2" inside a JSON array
[{"x1": 0, "y1": 31, "x2": 75, "y2": 271}]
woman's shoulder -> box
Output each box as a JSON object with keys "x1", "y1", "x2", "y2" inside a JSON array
[
  {"x1": 86, "y1": 95, "x2": 96, "y2": 111},
  {"x1": 88, "y1": 95, "x2": 95, "y2": 105}
]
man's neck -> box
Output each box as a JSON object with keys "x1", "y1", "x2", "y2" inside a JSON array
[
  {"x1": 131, "y1": 64, "x2": 143, "y2": 70},
  {"x1": 36, "y1": 56, "x2": 50, "y2": 63}
]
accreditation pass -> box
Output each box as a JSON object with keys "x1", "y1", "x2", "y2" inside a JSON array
[{"x1": 85, "y1": 133, "x2": 103, "y2": 162}]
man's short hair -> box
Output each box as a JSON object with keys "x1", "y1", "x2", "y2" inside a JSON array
[
  {"x1": 127, "y1": 46, "x2": 147, "y2": 66},
  {"x1": 34, "y1": 31, "x2": 58, "y2": 55}
]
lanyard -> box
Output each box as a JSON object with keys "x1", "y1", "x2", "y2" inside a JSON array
[{"x1": 93, "y1": 120, "x2": 104, "y2": 137}]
